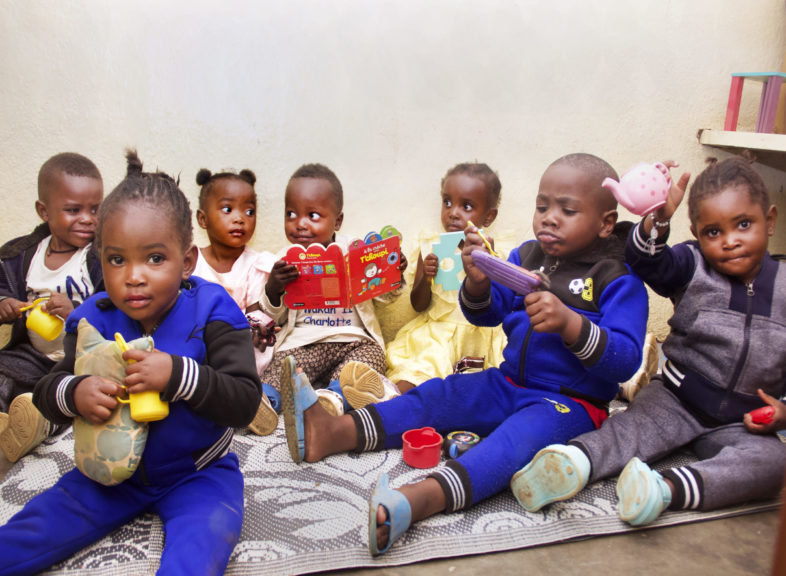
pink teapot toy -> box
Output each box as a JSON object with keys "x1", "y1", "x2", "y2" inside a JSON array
[{"x1": 602, "y1": 162, "x2": 671, "y2": 216}]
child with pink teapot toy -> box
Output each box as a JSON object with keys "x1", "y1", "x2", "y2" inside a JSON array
[{"x1": 512, "y1": 157, "x2": 786, "y2": 527}]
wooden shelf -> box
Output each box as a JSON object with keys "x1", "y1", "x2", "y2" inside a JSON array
[{"x1": 697, "y1": 129, "x2": 786, "y2": 171}]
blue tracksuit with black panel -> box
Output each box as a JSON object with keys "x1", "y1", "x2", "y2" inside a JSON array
[
  {"x1": 351, "y1": 229, "x2": 648, "y2": 510},
  {"x1": 0, "y1": 276, "x2": 261, "y2": 576}
]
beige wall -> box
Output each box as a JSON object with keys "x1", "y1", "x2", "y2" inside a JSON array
[{"x1": 2, "y1": 0, "x2": 785, "y2": 339}]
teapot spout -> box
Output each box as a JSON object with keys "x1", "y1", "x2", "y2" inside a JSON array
[{"x1": 601, "y1": 177, "x2": 625, "y2": 203}]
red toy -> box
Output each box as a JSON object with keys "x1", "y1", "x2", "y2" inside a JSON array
[
  {"x1": 750, "y1": 406, "x2": 775, "y2": 425},
  {"x1": 402, "y1": 427, "x2": 443, "y2": 468}
]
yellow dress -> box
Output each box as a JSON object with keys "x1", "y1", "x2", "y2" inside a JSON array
[{"x1": 385, "y1": 229, "x2": 513, "y2": 385}]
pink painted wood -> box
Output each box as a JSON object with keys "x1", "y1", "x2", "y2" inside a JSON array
[
  {"x1": 724, "y1": 72, "x2": 786, "y2": 133},
  {"x1": 724, "y1": 76, "x2": 744, "y2": 131}
]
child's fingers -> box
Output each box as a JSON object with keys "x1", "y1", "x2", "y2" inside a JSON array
[
  {"x1": 98, "y1": 377, "x2": 124, "y2": 397},
  {"x1": 42, "y1": 293, "x2": 69, "y2": 313},
  {"x1": 524, "y1": 290, "x2": 544, "y2": 306},
  {"x1": 743, "y1": 414, "x2": 773, "y2": 434},
  {"x1": 461, "y1": 233, "x2": 484, "y2": 256},
  {"x1": 274, "y1": 266, "x2": 300, "y2": 283},
  {"x1": 43, "y1": 303, "x2": 72, "y2": 318},
  {"x1": 674, "y1": 171, "x2": 691, "y2": 193},
  {"x1": 756, "y1": 388, "x2": 780, "y2": 407},
  {"x1": 0, "y1": 300, "x2": 21, "y2": 322},
  {"x1": 96, "y1": 392, "x2": 119, "y2": 414},
  {"x1": 122, "y1": 349, "x2": 148, "y2": 365}
]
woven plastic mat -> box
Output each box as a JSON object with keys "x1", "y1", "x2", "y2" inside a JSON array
[{"x1": 0, "y1": 420, "x2": 777, "y2": 575}]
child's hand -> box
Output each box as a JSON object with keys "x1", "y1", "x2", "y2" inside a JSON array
[
  {"x1": 422, "y1": 253, "x2": 439, "y2": 279},
  {"x1": 266, "y1": 259, "x2": 300, "y2": 302},
  {"x1": 397, "y1": 251, "x2": 408, "y2": 274},
  {"x1": 121, "y1": 349, "x2": 173, "y2": 395},
  {"x1": 73, "y1": 375, "x2": 124, "y2": 424},
  {"x1": 42, "y1": 293, "x2": 74, "y2": 319},
  {"x1": 744, "y1": 389, "x2": 786, "y2": 434},
  {"x1": 461, "y1": 226, "x2": 491, "y2": 294},
  {"x1": 252, "y1": 324, "x2": 280, "y2": 352},
  {"x1": 0, "y1": 297, "x2": 25, "y2": 323},
  {"x1": 248, "y1": 311, "x2": 279, "y2": 352},
  {"x1": 524, "y1": 291, "x2": 582, "y2": 343},
  {"x1": 652, "y1": 160, "x2": 691, "y2": 222}
]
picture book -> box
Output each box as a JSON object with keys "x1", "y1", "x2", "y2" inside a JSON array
[
  {"x1": 283, "y1": 227, "x2": 403, "y2": 308},
  {"x1": 432, "y1": 230, "x2": 465, "y2": 290}
]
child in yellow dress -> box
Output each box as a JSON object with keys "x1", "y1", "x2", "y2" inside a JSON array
[{"x1": 340, "y1": 162, "x2": 508, "y2": 407}]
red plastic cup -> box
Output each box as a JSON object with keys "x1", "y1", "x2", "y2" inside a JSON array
[{"x1": 402, "y1": 427, "x2": 443, "y2": 468}]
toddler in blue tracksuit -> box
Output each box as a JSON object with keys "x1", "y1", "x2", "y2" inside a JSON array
[
  {"x1": 0, "y1": 151, "x2": 261, "y2": 576},
  {"x1": 277, "y1": 153, "x2": 648, "y2": 555}
]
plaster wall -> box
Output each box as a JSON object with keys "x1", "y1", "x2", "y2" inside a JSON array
[{"x1": 1, "y1": 0, "x2": 785, "y2": 339}]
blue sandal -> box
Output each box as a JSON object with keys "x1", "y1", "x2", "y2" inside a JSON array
[
  {"x1": 368, "y1": 473, "x2": 412, "y2": 556},
  {"x1": 280, "y1": 356, "x2": 318, "y2": 463}
]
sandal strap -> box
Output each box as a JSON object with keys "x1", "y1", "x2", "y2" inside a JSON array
[{"x1": 368, "y1": 473, "x2": 412, "y2": 555}]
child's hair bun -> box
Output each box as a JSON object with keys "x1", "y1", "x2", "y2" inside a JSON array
[
  {"x1": 238, "y1": 169, "x2": 257, "y2": 186},
  {"x1": 125, "y1": 149, "x2": 144, "y2": 176},
  {"x1": 196, "y1": 168, "x2": 213, "y2": 186}
]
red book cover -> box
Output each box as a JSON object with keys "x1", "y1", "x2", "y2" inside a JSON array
[{"x1": 283, "y1": 232, "x2": 402, "y2": 308}]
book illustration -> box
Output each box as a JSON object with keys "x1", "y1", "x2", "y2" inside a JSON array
[
  {"x1": 284, "y1": 228, "x2": 402, "y2": 309},
  {"x1": 432, "y1": 231, "x2": 466, "y2": 290}
]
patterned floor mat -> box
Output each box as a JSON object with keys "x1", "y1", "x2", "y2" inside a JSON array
[{"x1": 0, "y1": 422, "x2": 778, "y2": 575}]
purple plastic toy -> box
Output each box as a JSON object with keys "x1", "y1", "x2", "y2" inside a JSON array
[{"x1": 471, "y1": 250, "x2": 548, "y2": 296}]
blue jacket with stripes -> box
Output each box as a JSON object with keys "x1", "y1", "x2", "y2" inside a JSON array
[{"x1": 35, "y1": 276, "x2": 261, "y2": 485}]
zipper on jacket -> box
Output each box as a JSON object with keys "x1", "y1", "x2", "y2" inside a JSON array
[
  {"x1": 0, "y1": 259, "x2": 19, "y2": 298},
  {"x1": 520, "y1": 259, "x2": 559, "y2": 384},
  {"x1": 720, "y1": 284, "x2": 754, "y2": 413},
  {"x1": 518, "y1": 325, "x2": 533, "y2": 385}
]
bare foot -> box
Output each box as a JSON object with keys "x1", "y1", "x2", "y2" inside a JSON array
[
  {"x1": 396, "y1": 380, "x2": 416, "y2": 394},
  {"x1": 302, "y1": 401, "x2": 357, "y2": 462},
  {"x1": 371, "y1": 481, "x2": 444, "y2": 552},
  {"x1": 375, "y1": 504, "x2": 391, "y2": 551}
]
